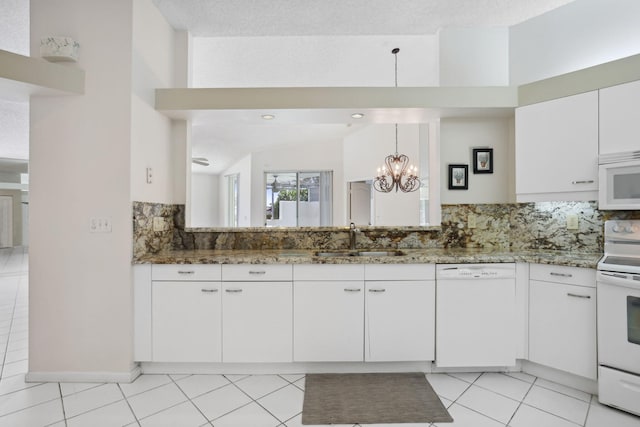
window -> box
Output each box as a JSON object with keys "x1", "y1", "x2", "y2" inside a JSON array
[
  {"x1": 226, "y1": 174, "x2": 239, "y2": 227},
  {"x1": 265, "y1": 171, "x2": 332, "y2": 227}
]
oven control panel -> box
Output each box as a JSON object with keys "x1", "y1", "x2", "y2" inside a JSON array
[{"x1": 605, "y1": 220, "x2": 640, "y2": 239}]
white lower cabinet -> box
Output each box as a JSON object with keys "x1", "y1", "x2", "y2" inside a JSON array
[
  {"x1": 222, "y1": 281, "x2": 293, "y2": 362},
  {"x1": 152, "y1": 281, "x2": 222, "y2": 362},
  {"x1": 293, "y1": 280, "x2": 365, "y2": 361},
  {"x1": 528, "y1": 264, "x2": 597, "y2": 379},
  {"x1": 365, "y1": 280, "x2": 435, "y2": 361}
]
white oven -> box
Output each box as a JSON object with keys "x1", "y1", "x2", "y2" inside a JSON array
[
  {"x1": 597, "y1": 220, "x2": 640, "y2": 416},
  {"x1": 598, "y1": 152, "x2": 640, "y2": 210}
]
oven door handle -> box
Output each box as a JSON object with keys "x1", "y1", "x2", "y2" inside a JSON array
[{"x1": 597, "y1": 271, "x2": 640, "y2": 291}]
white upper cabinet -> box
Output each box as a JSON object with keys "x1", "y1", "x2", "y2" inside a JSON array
[
  {"x1": 599, "y1": 80, "x2": 640, "y2": 155},
  {"x1": 515, "y1": 91, "x2": 599, "y2": 201}
]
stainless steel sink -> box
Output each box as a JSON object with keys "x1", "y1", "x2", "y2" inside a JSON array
[{"x1": 314, "y1": 250, "x2": 404, "y2": 257}]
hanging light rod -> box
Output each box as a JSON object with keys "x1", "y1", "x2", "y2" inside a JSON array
[{"x1": 373, "y1": 47, "x2": 420, "y2": 193}]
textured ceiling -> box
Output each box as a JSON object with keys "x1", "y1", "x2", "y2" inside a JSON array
[{"x1": 152, "y1": 0, "x2": 577, "y2": 37}]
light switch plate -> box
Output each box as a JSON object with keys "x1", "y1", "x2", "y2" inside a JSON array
[
  {"x1": 566, "y1": 214, "x2": 579, "y2": 230},
  {"x1": 468, "y1": 214, "x2": 477, "y2": 229},
  {"x1": 153, "y1": 217, "x2": 167, "y2": 232},
  {"x1": 89, "y1": 217, "x2": 112, "y2": 233}
]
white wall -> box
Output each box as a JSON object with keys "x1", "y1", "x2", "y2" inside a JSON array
[
  {"x1": 192, "y1": 35, "x2": 439, "y2": 87},
  {"x1": 29, "y1": 0, "x2": 175, "y2": 379},
  {"x1": 439, "y1": 28, "x2": 509, "y2": 86},
  {"x1": 344, "y1": 124, "x2": 421, "y2": 226},
  {"x1": 251, "y1": 139, "x2": 345, "y2": 226},
  {"x1": 190, "y1": 173, "x2": 219, "y2": 227},
  {"x1": 510, "y1": 0, "x2": 640, "y2": 85},
  {"x1": 440, "y1": 117, "x2": 512, "y2": 204}
]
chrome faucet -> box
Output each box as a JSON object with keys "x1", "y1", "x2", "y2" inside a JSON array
[{"x1": 349, "y1": 222, "x2": 360, "y2": 250}]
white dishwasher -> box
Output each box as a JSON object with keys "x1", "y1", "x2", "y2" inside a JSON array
[{"x1": 436, "y1": 263, "x2": 516, "y2": 368}]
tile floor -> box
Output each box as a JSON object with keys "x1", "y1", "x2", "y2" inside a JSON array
[{"x1": 1, "y1": 247, "x2": 640, "y2": 426}]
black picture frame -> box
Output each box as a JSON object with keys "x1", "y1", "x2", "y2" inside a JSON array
[
  {"x1": 473, "y1": 148, "x2": 493, "y2": 174},
  {"x1": 448, "y1": 164, "x2": 468, "y2": 190}
]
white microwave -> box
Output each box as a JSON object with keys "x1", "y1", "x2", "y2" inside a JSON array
[{"x1": 599, "y1": 153, "x2": 640, "y2": 210}]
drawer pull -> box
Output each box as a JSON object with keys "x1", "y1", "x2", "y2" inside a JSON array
[
  {"x1": 344, "y1": 288, "x2": 361, "y2": 292},
  {"x1": 225, "y1": 288, "x2": 243, "y2": 293},
  {"x1": 368, "y1": 288, "x2": 386, "y2": 293},
  {"x1": 248, "y1": 270, "x2": 267, "y2": 275},
  {"x1": 550, "y1": 272, "x2": 572, "y2": 278},
  {"x1": 571, "y1": 180, "x2": 594, "y2": 184},
  {"x1": 201, "y1": 288, "x2": 218, "y2": 293},
  {"x1": 567, "y1": 293, "x2": 591, "y2": 299},
  {"x1": 177, "y1": 270, "x2": 195, "y2": 275}
]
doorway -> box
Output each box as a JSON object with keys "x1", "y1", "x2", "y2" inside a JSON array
[
  {"x1": 348, "y1": 181, "x2": 372, "y2": 226},
  {"x1": 0, "y1": 196, "x2": 13, "y2": 248}
]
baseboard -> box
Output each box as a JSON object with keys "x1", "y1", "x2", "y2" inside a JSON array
[
  {"x1": 26, "y1": 364, "x2": 142, "y2": 384},
  {"x1": 521, "y1": 360, "x2": 598, "y2": 395}
]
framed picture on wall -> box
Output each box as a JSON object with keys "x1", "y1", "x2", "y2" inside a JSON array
[
  {"x1": 448, "y1": 164, "x2": 469, "y2": 190},
  {"x1": 473, "y1": 148, "x2": 493, "y2": 174}
]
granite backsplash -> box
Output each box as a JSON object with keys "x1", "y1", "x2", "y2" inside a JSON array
[{"x1": 132, "y1": 201, "x2": 639, "y2": 261}]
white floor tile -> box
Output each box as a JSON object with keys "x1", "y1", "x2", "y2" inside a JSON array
[
  {"x1": 505, "y1": 372, "x2": 536, "y2": 384},
  {"x1": 126, "y1": 382, "x2": 187, "y2": 420},
  {"x1": 0, "y1": 359, "x2": 28, "y2": 378},
  {"x1": 474, "y1": 373, "x2": 533, "y2": 401},
  {"x1": 62, "y1": 383, "x2": 123, "y2": 418},
  {"x1": 59, "y1": 382, "x2": 104, "y2": 397},
  {"x1": 139, "y1": 401, "x2": 208, "y2": 427},
  {"x1": 0, "y1": 382, "x2": 60, "y2": 417},
  {"x1": 457, "y1": 384, "x2": 519, "y2": 424},
  {"x1": 448, "y1": 372, "x2": 482, "y2": 384},
  {"x1": 0, "y1": 398, "x2": 64, "y2": 427},
  {"x1": 279, "y1": 374, "x2": 304, "y2": 383},
  {"x1": 66, "y1": 399, "x2": 137, "y2": 427},
  {"x1": 258, "y1": 384, "x2": 304, "y2": 422},
  {"x1": 212, "y1": 401, "x2": 280, "y2": 427},
  {"x1": 168, "y1": 373, "x2": 190, "y2": 381},
  {"x1": 534, "y1": 378, "x2": 591, "y2": 402},
  {"x1": 234, "y1": 375, "x2": 289, "y2": 399},
  {"x1": 119, "y1": 374, "x2": 172, "y2": 397},
  {"x1": 433, "y1": 403, "x2": 504, "y2": 427},
  {"x1": 174, "y1": 374, "x2": 230, "y2": 399},
  {"x1": 523, "y1": 385, "x2": 589, "y2": 425},
  {"x1": 426, "y1": 373, "x2": 472, "y2": 402},
  {"x1": 440, "y1": 396, "x2": 453, "y2": 408},
  {"x1": 224, "y1": 374, "x2": 250, "y2": 383},
  {"x1": 585, "y1": 399, "x2": 640, "y2": 427},
  {"x1": 191, "y1": 383, "x2": 251, "y2": 421},
  {"x1": 282, "y1": 413, "x2": 356, "y2": 427},
  {"x1": 0, "y1": 374, "x2": 41, "y2": 396},
  {"x1": 509, "y1": 404, "x2": 579, "y2": 427},
  {"x1": 293, "y1": 377, "x2": 305, "y2": 391},
  {"x1": 3, "y1": 348, "x2": 27, "y2": 364}
]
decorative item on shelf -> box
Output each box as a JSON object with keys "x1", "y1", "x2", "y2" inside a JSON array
[
  {"x1": 373, "y1": 48, "x2": 420, "y2": 193},
  {"x1": 473, "y1": 148, "x2": 493, "y2": 174},
  {"x1": 448, "y1": 164, "x2": 469, "y2": 190},
  {"x1": 40, "y1": 36, "x2": 79, "y2": 62}
]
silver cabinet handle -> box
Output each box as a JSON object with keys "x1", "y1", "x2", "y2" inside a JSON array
[
  {"x1": 571, "y1": 180, "x2": 594, "y2": 184},
  {"x1": 344, "y1": 288, "x2": 361, "y2": 292},
  {"x1": 201, "y1": 288, "x2": 218, "y2": 293},
  {"x1": 225, "y1": 288, "x2": 243, "y2": 293},
  {"x1": 248, "y1": 270, "x2": 266, "y2": 275},
  {"x1": 368, "y1": 288, "x2": 386, "y2": 293},
  {"x1": 177, "y1": 270, "x2": 195, "y2": 275},
  {"x1": 567, "y1": 293, "x2": 591, "y2": 299},
  {"x1": 550, "y1": 272, "x2": 572, "y2": 278}
]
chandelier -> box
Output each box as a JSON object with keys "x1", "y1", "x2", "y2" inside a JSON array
[{"x1": 373, "y1": 48, "x2": 420, "y2": 193}]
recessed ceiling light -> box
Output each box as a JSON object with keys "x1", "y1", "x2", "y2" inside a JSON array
[
  {"x1": 351, "y1": 113, "x2": 365, "y2": 119},
  {"x1": 261, "y1": 114, "x2": 275, "y2": 120}
]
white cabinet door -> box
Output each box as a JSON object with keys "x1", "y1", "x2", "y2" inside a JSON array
[
  {"x1": 600, "y1": 80, "x2": 640, "y2": 155},
  {"x1": 222, "y1": 282, "x2": 292, "y2": 363},
  {"x1": 365, "y1": 280, "x2": 435, "y2": 362},
  {"x1": 294, "y1": 281, "x2": 364, "y2": 362},
  {"x1": 529, "y1": 279, "x2": 597, "y2": 379},
  {"x1": 152, "y1": 281, "x2": 222, "y2": 362},
  {"x1": 515, "y1": 91, "x2": 598, "y2": 200},
  {"x1": 436, "y1": 279, "x2": 516, "y2": 367}
]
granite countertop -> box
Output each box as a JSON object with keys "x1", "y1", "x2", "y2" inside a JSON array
[{"x1": 135, "y1": 248, "x2": 603, "y2": 269}]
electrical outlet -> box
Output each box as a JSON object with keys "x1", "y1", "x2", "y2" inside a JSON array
[
  {"x1": 153, "y1": 217, "x2": 167, "y2": 232},
  {"x1": 566, "y1": 214, "x2": 579, "y2": 230},
  {"x1": 89, "y1": 217, "x2": 112, "y2": 233},
  {"x1": 146, "y1": 167, "x2": 153, "y2": 184},
  {"x1": 468, "y1": 214, "x2": 477, "y2": 229}
]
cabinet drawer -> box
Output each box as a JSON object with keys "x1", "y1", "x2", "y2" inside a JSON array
[
  {"x1": 365, "y1": 264, "x2": 435, "y2": 281},
  {"x1": 530, "y1": 264, "x2": 595, "y2": 287},
  {"x1": 293, "y1": 264, "x2": 364, "y2": 281},
  {"x1": 222, "y1": 264, "x2": 292, "y2": 281},
  {"x1": 152, "y1": 264, "x2": 221, "y2": 281}
]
